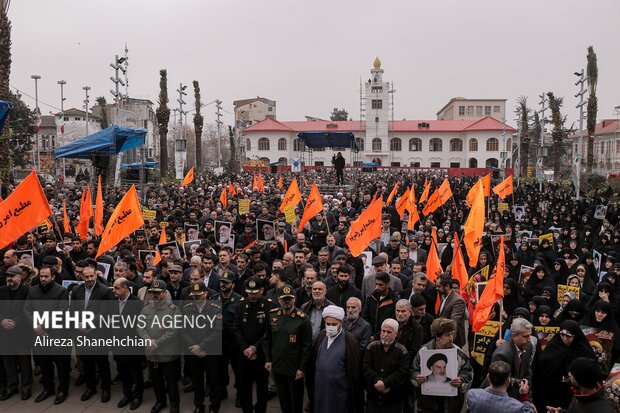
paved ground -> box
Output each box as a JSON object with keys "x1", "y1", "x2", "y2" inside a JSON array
[{"x1": 0, "y1": 367, "x2": 283, "y2": 413}]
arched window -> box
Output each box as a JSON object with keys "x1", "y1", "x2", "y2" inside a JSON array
[
  {"x1": 486, "y1": 138, "x2": 499, "y2": 151},
  {"x1": 409, "y1": 138, "x2": 422, "y2": 152},
  {"x1": 486, "y1": 158, "x2": 499, "y2": 168},
  {"x1": 372, "y1": 138, "x2": 382, "y2": 151},
  {"x1": 429, "y1": 138, "x2": 442, "y2": 152},
  {"x1": 469, "y1": 138, "x2": 478, "y2": 152},
  {"x1": 355, "y1": 137, "x2": 364, "y2": 152},
  {"x1": 450, "y1": 138, "x2": 463, "y2": 152},
  {"x1": 469, "y1": 158, "x2": 478, "y2": 168},
  {"x1": 293, "y1": 138, "x2": 305, "y2": 152},
  {"x1": 505, "y1": 138, "x2": 512, "y2": 152},
  {"x1": 246, "y1": 139, "x2": 251, "y2": 151},
  {"x1": 278, "y1": 157, "x2": 287, "y2": 164},
  {"x1": 278, "y1": 138, "x2": 287, "y2": 151},
  {"x1": 258, "y1": 137, "x2": 270, "y2": 151},
  {"x1": 390, "y1": 137, "x2": 402, "y2": 151}
]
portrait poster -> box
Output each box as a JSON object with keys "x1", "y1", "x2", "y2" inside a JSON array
[
  {"x1": 156, "y1": 240, "x2": 182, "y2": 259},
  {"x1": 138, "y1": 250, "x2": 156, "y2": 268},
  {"x1": 557, "y1": 284, "x2": 580, "y2": 302},
  {"x1": 215, "y1": 221, "x2": 234, "y2": 248},
  {"x1": 534, "y1": 326, "x2": 559, "y2": 351},
  {"x1": 141, "y1": 207, "x2": 157, "y2": 222},
  {"x1": 420, "y1": 348, "x2": 458, "y2": 397},
  {"x1": 498, "y1": 203, "x2": 509, "y2": 213},
  {"x1": 256, "y1": 219, "x2": 276, "y2": 243},
  {"x1": 475, "y1": 282, "x2": 488, "y2": 303},
  {"x1": 183, "y1": 240, "x2": 202, "y2": 258},
  {"x1": 593, "y1": 249, "x2": 602, "y2": 273},
  {"x1": 517, "y1": 230, "x2": 532, "y2": 242},
  {"x1": 184, "y1": 223, "x2": 200, "y2": 241},
  {"x1": 472, "y1": 321, "x2": 501, "y2": 365},
  {"x1": 539, "y1": 232, "x2": 554, "y2": 247},
  {"x1": 603, "y1": 363, "x2": 620, "y2": 412},
  {"x1": 513, "y1": 206, "x2": 525, "y2": 222},
  {"x1": 96, "y1": 262, "x2": 111, "y2": 282},
  {"x1": 15, "y1": 249, "x2": 34, "y2": 267},
  {"x1": 519, "y1": 265, "x2": 535, "y2": 286},
  {"x1": 361, "y1": 251, "x2": 372, "y2": 276},
  {"x1": 594, "y1": 205, "x2": 608, "y2": 220},
  {"x1": 284, "y1": 205, "x2": 297, "y2": 225},
  {"x1": 582, "y1": 326, "x2": 614, "y2": 374}
]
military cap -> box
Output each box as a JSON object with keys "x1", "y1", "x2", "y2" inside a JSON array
[
  {"x1": 245, "y1": 276, "x2": 262, "y2": 293},
  {"x1": 277, "y1": 284, "x2": 295, "y2": 299},
  {"x1": 148, "y1": 279, "x2": 167, "y2": 292},
  {"x1": 220, "y1": 271, "x2": 237, "y2": 283},
  {"x1": 189, "y1": 282, "x2": 207, "y2": 296},
  {"x1": 170, "y1": 264, "x2": 183, "y2": 273}
]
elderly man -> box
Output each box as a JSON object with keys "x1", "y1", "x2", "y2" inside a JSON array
[
  {"x1": 363, "y1": 319, "x2": 410, "y2": 413},
  {"x1": 312, "y1": 305, "x2": 363, "y2": 413},
  {"x1": 361, "y1": 255, "x2": 402, "y2": 298},
  {"x1": 344, "y1": 297, "x2": 372, "y2": 352}
]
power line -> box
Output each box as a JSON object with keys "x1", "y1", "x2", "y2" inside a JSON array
[{"x1": 9, "y1": 84, "x2": 62, "y2": 112}]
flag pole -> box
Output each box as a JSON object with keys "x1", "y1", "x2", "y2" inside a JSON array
[{"x1": 498, "y1": 299, "x2": 504, "y2": 339}]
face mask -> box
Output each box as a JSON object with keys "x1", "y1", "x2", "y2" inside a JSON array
[{"x1": 325, "y1": 325, "x2": 340, "y2": 338}]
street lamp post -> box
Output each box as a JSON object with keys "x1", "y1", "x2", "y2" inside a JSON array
[
  {"x1": 31, "y1": 75, "x2": 41, "y2": 171},
  {"x1": 57, "y1": 80, "x2": 66, "y2": 180}
]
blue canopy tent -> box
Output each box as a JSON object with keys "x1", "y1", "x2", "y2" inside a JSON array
[
  {"x1": 296, "y1": 131, "x2": 358, "y2": 151},
  {"x1": 0, "y1": 100, "x2": 12, "y2": 135},
  {"x1": 121, "y1": 161, "x2": 158, "y2": 170},
  {"x1": 54, "y1": 125, "x2": 147, "y2": 159}
]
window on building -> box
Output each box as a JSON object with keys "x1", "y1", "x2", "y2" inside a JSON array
[
  {"x1": 476, "y1": 106, "x2": 483, "y2": 117},
  {"x1": 266, "y1": 115, "x2": 275, "y2": 120},
  {"x1": 429, "y1": 138, "x2": 442, "y2": 152},
  {"x1": 409, "y1": 138, "x2": 422, "y2": 152},
  {"x1": 355, "y1": 137, "x2": 364, "y2": 152},
  {"x1": 601, "y1": 142, "x2": 605, "y2": 155},
  {"x1": 410, "y1": 162, "x2": 420, "y2": 167},
  {"x1": 430, "y1": 162, "x2": 441, "y2": 168},
  {"x1": 494, "y1": 106, "x2": 500, "y2": 113},
  {"x1": 466, "y1": 106, "x2": 474, "y2": 116},
  {"x1": 616, "y1": 141, "x2": 620, "y2": 153},
  {"x1": 63, "y1": 116, "x2": 69, "y2": 121},
  {"x1": 450, "y1": 138, "x2": 463, "y2": 152},
  {"x1": 268, "y1": 106, "x2": 273, "y2": 112},
  {"x1": 258, "y1": 137, "x2": 270, "y2": 151},
  {"x1": 506, "y1": 138, "x2": 512, "y2": 152},
  {"x1": 371, "y1": 86, "x2": 382, "y2": 93},
  {"x1": 484, "y1": 106, "x2": 491, "y2": 116},
  {"x1": 450, "y1": 162, "x2": 461, "y2": 168},
  {"x1": 294, "y1": 138, "x2": 305, "y2": 152},
  {"x1": 391, "y1": 162, "x2": 401, "y2": 167},
  {"x1": 278, "y1": 138, "x2": 287, "y2": 151},
  {"x1": 375, "y1": 116, "x2": 379, "y2": 123},
  {"x1": 372, "y1": 138, "x2": 382, "y2": 151},
  {"x1": 75, "y1": 117, "x2": 81, "y2": 121},
  {"x1": 315, "y1": 161, "x2": 324, "y2": 166},
  {"x1": 372, "y1": 99, "x2": 383, "y2": 109},
  {"x1": 246, "y1": 139, "x2": 251, "y2": 151},
  {"x1": 390, "y1": 137, "x2": 402, "y2": 151},
  {"x1": 458, "y1": 106, "x2": 465, "y2": 116},
  {"x1": 486, "y1": 138, "x2": 499, "y2": 151}
]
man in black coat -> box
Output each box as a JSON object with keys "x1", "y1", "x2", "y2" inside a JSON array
[
  {"x1": 332, "y1": 152, "x2": 346, "y2": 185},
  {"x1": 326, "y1": 265, "x2": 363, "y2": 309}
]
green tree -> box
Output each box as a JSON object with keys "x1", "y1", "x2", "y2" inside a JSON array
[
  {"x1": 7, "y1": 91, "x2": 34, "y2": 167},
  {"x1": 96, "y1": 96, "x2": 109, "y2": 129},
  {"x1": 586, "y1": 46, "x2": 598, "y2": 173},
  {"x1": 515, "y1": 96, "x2": 531, "y2": 176},
  {"x1": 330, "y1": 107, "x2": 348, "y2": 121},
  {"x1": 0, "y1": 0, "x2": 13, "y2": 184},
  {"x1": 192, "y1": 80, "x2": 203, "y2": 171},
  {"x1": 156, "y1": 69, "x2": 170, "y2": 178},
  {"x1": 547, "y1": 92, "x2": 567, "y2": 179},
  {"x1": 225, "y1": 125, "x2": 239, "y2": 174}
]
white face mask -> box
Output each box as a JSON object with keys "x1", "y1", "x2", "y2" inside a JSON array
[{"x1": 325, "y1": 325, "x2": 340, "y2": 338}]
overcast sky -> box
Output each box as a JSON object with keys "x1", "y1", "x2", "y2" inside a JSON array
[{"x1": 9, "y1": 0, "x2": 620, "y2": 129}]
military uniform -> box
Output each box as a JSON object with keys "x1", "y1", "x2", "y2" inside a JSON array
[
  {"x1": 232, "y1": 277, "x2": 274, "y2": 413},
  {"x1": 262, "y1": 285, "x2": 312, "y2": 413},
  {"x1": 136, "y1": 280, "x2": 181, "y2": 413}
]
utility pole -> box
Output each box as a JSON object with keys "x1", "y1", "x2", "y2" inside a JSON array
[
  {"x1": 109, "y1": 54, "x2": 127, "y2": 106},
  {"x1": 501, "y1": 117, "x2": 507, "y2": 175},
  {"x1": 176, "y1": 84, "x2": 187, "y2": 174},
  {"x1": 574, "y1": 69, "x2": 588, "y2": 200},
  {"x1": 215, "y1": 99, "x2": 223, "y2": 168},
  {"x1": 57, "y1": 80, "x2": 66, "y2": 180},
  {"x1": 83, "y1": 86, "x2": 91, "y2": 137},
  {"x1": 538, "y1": 92, "x2": 548, "y2": 191},
  {"x1": 31, "y1": 75, "x2": 41, "y2": 171}
]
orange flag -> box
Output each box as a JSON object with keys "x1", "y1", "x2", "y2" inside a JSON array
[
  {"x1": 96, "y1": 185, "x2": 144, "y2": 258},
  {"x1": 406, "y1": 183, "x2": 416, "y2": 214},
  {"x1": 493, "y1": 175, "x2": 513, "y2": 199},
  {"x1": 279, "y1": 177, "x2": 302, "y2": 212},
  {"x1": 220, "y1": 188, "x2": 227, "y2": 207},
  {"x1": 298, "y1": 182, "x2": 324, "y2": 231},
  {"x1": 252, "y1": 174, "x2": 258, "y2": 190},
  {"x1": 346, "y1": 196, "x2": 382, "y2": 257},
  {"x1": 482, "y1": 174, "x2": 491, "y2": 197},
  {"x1": 63, "y1": 200, "x2": 71, "y2": 233},
  {"x1": 181, "y1": 167, "x2": 195, "y2": 187},
  {"x1": 407, "y1": 202, "x2": 420, "y2": 230},
  {"x1": 422, "y1": 178, "x2": 452, "y2": 216},
  {"x1": 425, "y1": 238, "x2": 443, "y2": 283},
  {"x1": 95, "y1": 176, "x2": 104, "y2": 236},
  {"x1": 419, "y1": 178, "x2": 430, "y2": 203},
  {"x1": 257, "y1": 172, "x2": 265, "y2": 192},
  {"x1": 451, "y1": 232, "x2": 469, "y2": 292},
  {"x1": 472, "y1": 235, "x2": 505, "y2": 332},
  {"x1": 464, "y1": 180, "x2": 485, "y2": 266},
  {"x1": 0, "y1": 171, "x2": 53, "y2": 250},
  {"x1": 153, "y1": 225, "x2": 167, "y2": 265},
  {"x1": 77, "y1": 185, "x2": 93, "y2": 240},
  {"x1": 467, "y1": 175, "x2": 491, "y2": 207},
  {"x1": 395, "y1": 187, "x2": 411, "y2": 217},
  {"x1": 385, "y1": 182, "x2": 399, "y2": 206},
  {"x1": 277, "y1": 176, "x2": 283, "y2": 190},
  {"x1": 431, "y1": 227, "x2": 438, "y2": 246},
  {"x1": 228, "y1": 182, "x2": 237, "y2": 197}
]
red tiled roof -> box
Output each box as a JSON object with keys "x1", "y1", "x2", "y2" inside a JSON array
[
  {"x1": 244, "y1": 115, "x2": 515, "y2": 135},
  {"x1": 569, "y1": 119, "x2": 619, "y2": 139}
]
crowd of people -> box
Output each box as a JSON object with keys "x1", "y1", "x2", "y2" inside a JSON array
[{"x1": 0, "y1": 165, "x2": 619, "y2": 413}]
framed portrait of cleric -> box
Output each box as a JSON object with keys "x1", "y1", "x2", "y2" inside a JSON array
[
  {"x1": 361, "y1": 251, "x2": 373, "y2": 276},
  {"x1": 215, "y1": 221, "x2": 234, "y2": 248},
  {"x1": 184, "y1": 223, "x2": 200, "y2": 241},
  {"x1": 513, "y1": 205, "x2": 525, "y2": 222},
  {"x1": 420, "y1": 348, "x2": 458, "y2": 396},
  {"x1": 96, "y1": 262, "x2": 111, "y2": 282},
  {"x1": 139, "y1": 250, "x2": 156, "y2": 268},
  {"x1": 15, "y1": 249, "x2": 35, "y2": 267},
  {"x1": 594, "y1": 205, "x2": 608, "y2": 220},
  {"x1": 62, "y1": 280, "x2": 84, "y2": 301},
  {"x1": 256, "y1": 219, "x2": 276, "y2": 243},
  {"x1": 183, "y1": 240, "x2": 202, "y2": 258},
  {"x1": 156, "y1": 240, "x2": 182, "y2": 259}
]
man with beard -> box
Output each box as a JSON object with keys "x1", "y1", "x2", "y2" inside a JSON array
[
  {"x1": 326, "y1": 265, "x2": 363, "y2": 309},
  {"x1": 263, "y1": 285, "x2": 312, "y2": 413},
  {"x1": 0, "y1": 266, "x2": 32, "y2": 401},
  {"x1": 233, "y1": 277, "x2": 274, "y2": 413},
  {"x1": 395, "y1": 299, "x2": 423, "y2": 413},
  {"x1": 344, "y1": 297, "x2": 372, "y2": 352}
]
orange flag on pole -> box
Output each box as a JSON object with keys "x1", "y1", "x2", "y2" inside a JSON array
[
  {"x1": 472, "y1": 235, "x2": 506, "y2": 332},
  {"x1": 406, "y1": 183, "x2": 416, "y2": 214},
  {"x1": 385, "y1": 182, "x2": 399, "y2": 206},
  {"x1": 153, "y1": 225, "x2": 167, "y2": 266},
  {"x1": 63, "y1": 200, "x2": 71, "y2": 233},
  {"x1": 425, "y1": 238, "x2": 443, "y2": 283},
  {"x1": 77, "y1": 185, "x2": 93, "y2": 240},
  {"x1": 252, "y1": 174, "x2": 258, "y2": 190},
  {"x1": 277, "y1": 176, "x2": 283, "y2": 190},
  {"x1": 422, "y1": 178, "x2": 452, "y2": 216},
  {"x1": 0, "y1": 171, "x2": 53, "y2": 250},
  {"x1": 464, "y1": 180, "x2": 485, "y2": 266},
  {"x1": 419, "y1": 178, "x2": 430, "y2": 203},
  {"x1": 96, "y1": 185, "x2": 144, "y2": 258},
  {"x1": 431, "y1": 227, "x2": 438, "y2": 247},
  {"x1": 346, "y1": 196, "x2": 382, "y2": 257},
  {"x1": 407, "y1": 202, "x2": 420, "y2": 230},
  {"x1": 95, "y1": 176, "x2": 104, "y2": 236},
  {"x1": 492, "y1": 175, "x2": 513, "y2": 199},
  {"x1": 298, "y1": 182, "x2": 324, "y2": 231},
  {"x1": 257, "y1": 172, "x2": 265, "y2": 192},
  {"x1": 181, "y1": 167, "x2": 195, "y2": 187},
  {"x1": 395, "y1": 187, "x2": 411, "y2": 217},
  {"x1": 228, "y1": 182, "x2": 237, "y2": 197},
  {"x1": 466, "y1": 175, "x2": 491, "y2": 207},
  {"x1": 279, "y1": 177, "x2": 302, "y2": 212},
  {"x1": 482, "y1": 174, "x2": 491, "y2": 197},
  {"x1": 451, "y1": 232, "x2": 469, "y2": 292},
  {"x1": 220, "y1": 188, "x2": 227, "y2": 207}
]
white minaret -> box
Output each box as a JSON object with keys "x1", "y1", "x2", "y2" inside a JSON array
[{"x1": 364, "y1": 57, "x2": 390, "y2": 163}]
